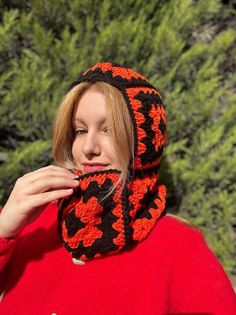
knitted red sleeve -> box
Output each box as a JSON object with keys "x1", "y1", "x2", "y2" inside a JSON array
[
  {"x1": 0, "y1": 237, "x2": 16, "y2": 270},
  {"x1": 0, "y1": 207, "x2": 17, "y2": 272},
  {"x1": 0, "y1": 237, "x2": 16, "y2": 296},
  {"x1": 169, "y1": 226, "x2": 236, "y2": 314}
]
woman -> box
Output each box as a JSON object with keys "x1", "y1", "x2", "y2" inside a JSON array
[{"x1": 0, "y1": 62, "x2": 235, "y2": 314}]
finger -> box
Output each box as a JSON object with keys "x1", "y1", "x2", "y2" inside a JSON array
[
  {"x1": 19, "y1": 166, "x2": 77, "y2": 184},
  {"x1": 27, "y1": 188, "x2": 74, "y2": 209},
  {"x1": 21, "y1": 177, "x2": 80, "y2": 196},
  {"x1": 25, "y1": 165, "x2": 76, "y2": 178}
]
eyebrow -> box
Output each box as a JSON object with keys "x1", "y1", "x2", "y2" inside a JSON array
[
  {"x1": 74, "y1": 118, "x2": 86, "y2": 125},
  {"x1": 74, "y1": 118, "x2": 107, "y2": 125}
]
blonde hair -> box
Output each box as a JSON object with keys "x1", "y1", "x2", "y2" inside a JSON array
[
  {"x1": 52, "y1": 81, "x2": 196, "y2": 229},
  {"x1": 165, "y1": 213, "x2": 198, "y2": 230},
  {"x1": 53, "y1": 81, "x2": 134, "y2": 191}
]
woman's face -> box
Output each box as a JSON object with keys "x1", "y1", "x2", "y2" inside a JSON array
[{"x1": 72, "y1": 85, "x2": 121, "y2": 174}]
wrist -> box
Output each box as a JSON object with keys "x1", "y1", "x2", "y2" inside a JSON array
[{"x1": 0, "y1": 216, "x2": 18, "y2": 239}]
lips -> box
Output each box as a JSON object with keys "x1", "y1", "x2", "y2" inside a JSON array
[{"x1": 82, "y1": 163, "x2": 109, "y2": 173}]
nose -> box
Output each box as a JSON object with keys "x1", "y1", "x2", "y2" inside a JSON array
[{"x1": 82, "y1": 131, "x2": 101, "y2": 158}]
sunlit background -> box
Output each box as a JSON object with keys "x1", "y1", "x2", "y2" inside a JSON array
[{"x1": 0, "y1": 0, "x2": 235, "y2": 289}]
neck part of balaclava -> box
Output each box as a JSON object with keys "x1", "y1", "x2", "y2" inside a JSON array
[{"x1": 58, "y1": 62, "x2": 167, "y2": 264}]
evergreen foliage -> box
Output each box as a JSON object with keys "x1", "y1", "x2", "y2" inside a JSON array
[
  {"x1": 0, "y1": 0, "x2": 235, "y2": 275},
  {"x1": 0, "y1": 140, "x2": 52, "y2": 204}
]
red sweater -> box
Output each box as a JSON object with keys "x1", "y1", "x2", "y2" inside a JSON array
[{"x1": 0, "y1": 203, "x2": 235, "y2": 315}]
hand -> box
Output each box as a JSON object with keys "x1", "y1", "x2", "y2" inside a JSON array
[{"x1": 0, "y1": 165, "x2": 79, "y2": 238}]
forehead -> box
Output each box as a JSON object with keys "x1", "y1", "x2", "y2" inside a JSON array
[{"x1": 74, "y1": 86, "x2": 107, "y2": 123}]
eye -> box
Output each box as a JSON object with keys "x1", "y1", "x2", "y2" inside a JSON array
[
  {"x1": 102, "y1": 126, "x2": 109, "y2": 133},
  {"x1": 75, "y1": 129, "x2": 87, "y2": 135}
]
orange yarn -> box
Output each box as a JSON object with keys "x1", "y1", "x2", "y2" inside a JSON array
[{"x1": 59, "y1": 62, "x2": 167, "y2": 262}]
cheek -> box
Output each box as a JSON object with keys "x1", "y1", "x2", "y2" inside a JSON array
[
  {"x1": 71, "y1": 139, "x2": 81, "y2": 162},
  {"x1": 104, "y1": 138, "x2": 118, "y2": 161}
]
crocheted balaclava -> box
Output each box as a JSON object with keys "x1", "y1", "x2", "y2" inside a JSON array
[{"x1": 58, "y1": 62, "x2": 167, "y2": 264}]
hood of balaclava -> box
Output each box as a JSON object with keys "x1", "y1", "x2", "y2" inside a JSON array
[{"x1": 58, "y1": 62, "x2": 167, "y2": 264}]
